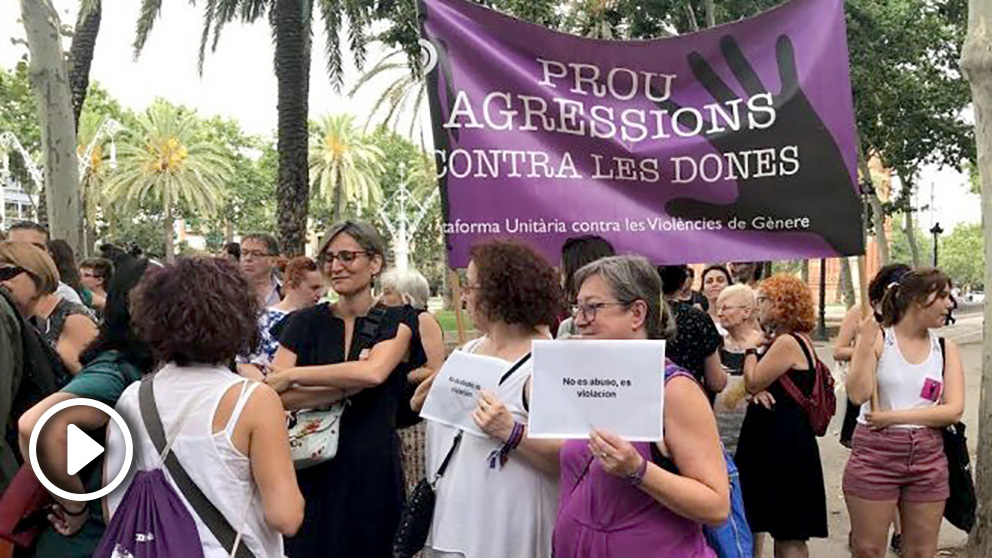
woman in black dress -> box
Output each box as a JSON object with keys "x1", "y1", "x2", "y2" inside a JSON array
[
  {"x1": 265, "y1": 221, "x2": 419, "y2": 558},
  {"x1": 735, "y1": 274, "x2": 828, "y2": 558}
]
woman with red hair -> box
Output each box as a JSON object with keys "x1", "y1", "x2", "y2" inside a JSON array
[{"x1": 734, "y1": 274, "x2": 828, "y2": 558}]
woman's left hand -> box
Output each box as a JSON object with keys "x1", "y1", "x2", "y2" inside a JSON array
[
  {"x1": 264, "y1": 365, "x2": 294, "y2": 393},
  {"x1": 864, "y1": 410, "x2": 896, "y2": 430},
  {"x1": 48, "y1": 501, "x2": 88, "y2": 536},
  {"x1": 589, "y1": 429, "x2": 644, "y2": 478},
  {"x1": 472, "y1": 390, "x2": 515, "y2": 442}
]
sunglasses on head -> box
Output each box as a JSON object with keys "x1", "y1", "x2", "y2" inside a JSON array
[{"x1": 0, "y1": 266, "x2": 28, "y2": 281}]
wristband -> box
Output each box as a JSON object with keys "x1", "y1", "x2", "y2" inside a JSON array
[
  {"x1": 627, "y1": 456, "x2": 649, "y2": 486},
  {"x1": 61, "y1": 502, "x2": 88, "y2": 517},
  {"x1": 488, "y1": 421, "x2": 525, "y2": 469}
]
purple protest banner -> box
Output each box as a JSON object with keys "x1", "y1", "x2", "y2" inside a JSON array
[{"x1": 418, "y1": 0, "x2": 865, "y2": 267}]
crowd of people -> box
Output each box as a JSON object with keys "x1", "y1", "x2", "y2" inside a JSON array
[{"x1": 0, "y1": 220, "x2": 966, "y2": 558}]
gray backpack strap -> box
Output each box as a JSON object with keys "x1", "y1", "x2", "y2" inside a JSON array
[{"x1": 139, "y1": 376, "x2": 256, "y2": 558}]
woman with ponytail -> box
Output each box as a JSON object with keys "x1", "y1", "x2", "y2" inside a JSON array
[{"x1": 844, "y1": 268, "x2": 964, "y2": 558}]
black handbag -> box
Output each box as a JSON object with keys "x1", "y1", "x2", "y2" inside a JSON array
[
  {"x1": 392, "y1": 431, "x2": 462, "y2": 558},
  {"x1": 938, "y1": 338, "x2": 976, "y2": 533}
]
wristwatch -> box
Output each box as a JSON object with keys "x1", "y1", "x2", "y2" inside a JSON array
[{"x1": 744, "y1": 348, "x2": 760, "y2": 359}]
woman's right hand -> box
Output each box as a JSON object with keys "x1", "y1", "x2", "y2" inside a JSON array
[
  {"x1": 857, "y1": 314, "x2": 881, "y2": 343},
  {"x1": 748, "y1": 390, "x2": 775, "y2": 409}
]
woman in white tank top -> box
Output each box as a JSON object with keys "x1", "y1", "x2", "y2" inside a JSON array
[
  {"x1": 423, "y1": 240, "x2": 563, "y2": 558},
  {"x1": 104, "y1": 257, "x2": 304, "y2": 557},
  {"x1": 844, "y1": 268, "x2": 964, "y2": 558}
]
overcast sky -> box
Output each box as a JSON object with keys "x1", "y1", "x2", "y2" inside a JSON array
[{"x1": 0, "y1": 0, "x2": 980, "y2": 233}]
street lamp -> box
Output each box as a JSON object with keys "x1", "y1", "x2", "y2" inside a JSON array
[{"x1": 930, "y1": 222, "x2": 943, "y2": 266}]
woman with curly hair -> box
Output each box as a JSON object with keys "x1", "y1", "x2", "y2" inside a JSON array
[
  {"x1": 735, "y1": 273, "x2": 828, "y2": 558},
  {"x1": 422, "y1": 238, "x2": 563, "y2": 558},
  {"x1": 104, "y1": 257, "x2": 303, "y2": 557},
  {"x1": 263, "y1": 221, "x2": 420, "y2": 558}
]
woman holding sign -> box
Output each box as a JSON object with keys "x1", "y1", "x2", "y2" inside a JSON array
[
  {"x1": 423, "y1": 239, "x2": 563, "y2": 558},
  {"x1": 735, "y1": 274, "x2": 828, "y2": 558},
  {"x1": 554, "y1": 255, "x2": 729, "y2": 558}
]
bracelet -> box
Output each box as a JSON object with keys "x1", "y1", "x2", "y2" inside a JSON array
[
  {"x1": 61, "y1": 502, "x2": 88, "y2": 517},
  {"x1": 627, "y1": 456, "x2": 649, "y2": 486},
  {"x1": 487, "y1": 422, "x2": 525, "y2": 469}
]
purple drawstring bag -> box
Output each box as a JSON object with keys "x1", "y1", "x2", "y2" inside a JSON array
[{"x1": 92, "y1": 468, "x2": 205, "y2": 558}]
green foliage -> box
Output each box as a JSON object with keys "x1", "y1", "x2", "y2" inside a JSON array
[
  {"x1": 965, "y1": 160, "x2": 981, "y2": 195},
  {"x1": 889, "y1": 213, "x2": 934, "y2": 267},
  {"x1": 846, "y1": 0, "x2": 973, "y2": 209},
  {"x1": 939, "y1": 223, "x2": 984, "y2": 289},
  {"x1": 309, "y1": 114, "x2": 385, "y2": 219},
  {"x1": 104, "y1": 99, "x2": 233, "y2": 258},
  {"x1": 311, "y1": 127, "x2": 445, "y2": 288},
  {"x1": 0, "y1": 62, "x2": 42, "y2": 193},
  {"x1": 187, "y1": 116, "x2": 277, "y2": 239},
  {"x1": 134, "y1": 0, "x2": 377, "y2": 89}
]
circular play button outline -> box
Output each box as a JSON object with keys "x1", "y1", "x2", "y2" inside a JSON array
[{"x1": 28, "y1": 398, "x2": 134, "y2": 502}]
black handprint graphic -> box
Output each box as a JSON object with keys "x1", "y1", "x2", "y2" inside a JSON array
[{"x1": 662, "y1": 35, "x2": 864, "y2": 255}]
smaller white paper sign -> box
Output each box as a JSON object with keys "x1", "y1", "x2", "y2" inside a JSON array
[
  {"x1": 419, "y1": 350, "x2": 503, "y2": 437},
  {"x1": 528, "y1": 339, "x2": 665, "y2": 441}
]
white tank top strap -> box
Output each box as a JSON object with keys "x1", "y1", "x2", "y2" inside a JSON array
[
  {"x1": 224, "y1": 380, "x2": 261, "y2": 438},
  {"x1": 462, "y1": 337, "x2": 485, "y2": 354}
]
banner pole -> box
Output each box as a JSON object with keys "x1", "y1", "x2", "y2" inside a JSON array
[
  {"x1": 448, "y1": 268, "x2": 467, "y2": 345},
  {"x1": 857, "y1": 254, "x2": 878, "y2": 411}
]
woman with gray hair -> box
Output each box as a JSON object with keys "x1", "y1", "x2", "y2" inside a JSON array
[
  {"x1": 554, "y1": 255, "x2": 729, "y2": 558},
  {"x1": 381, "y1": 268, "x2": 431, "y2": 309}
]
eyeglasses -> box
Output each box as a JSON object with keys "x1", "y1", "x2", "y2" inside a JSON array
[
  {"x1": 318, "y1": 250, "x2": 369, "y2": 265},
  {"x1": 0, "y1": 266, "x2": 28, "y2": 281},
  {"x1": 570, "y1": 300, "x2": 632, "y2": 321},
  {"x1": 241, "y1": 250, "x2": 274, "y2": 259},
  {"x1": 461, "y1": 282, "x2": 481, "y2": 293}
]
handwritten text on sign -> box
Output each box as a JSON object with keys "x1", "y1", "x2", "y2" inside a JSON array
[
  {"x1": 528, "y1": 340, "x2": 665, "y2": 441},
  {"x1": 419, "y1": 350, "x2": 503, "y2": 437}
]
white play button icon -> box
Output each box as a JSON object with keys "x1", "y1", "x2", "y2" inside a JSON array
[
  {"x1": 66, "y1": 423, "x2": 105, "y2": 476},
  {"x1": 28, "y1": 398, "x2": 134, "y2": 502}
]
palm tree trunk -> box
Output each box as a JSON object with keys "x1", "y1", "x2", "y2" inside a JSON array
[
  {"x1": 273, "y1": 0, "x2": 311, "y2": 256},
  {"x1": 69, "y1": 0, "x2": 101, "y2": 130},
  {"x1": 164, "y1": 197, "x2": 174, "y2": 263},
  {"x1": 69, "y1": 0, "x2": 102, "y2": 255},
  {"x1": 332, "y1": 165, "x2": 343, "y2": 222}
]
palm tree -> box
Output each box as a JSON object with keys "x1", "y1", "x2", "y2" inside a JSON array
[
  {"x1": 104, "y1": 101, "x2": 231, "y2": 262},
  {"x1": 69, "y1": 0, "x2": 102, "y2": 128},
  {"x1": 348, "y1": 48, "x2": 429, "y2": 141},
  {"x1": 309, "y1": 114, "x2": 385, "y2": 221},
  {"x1": 76, "y1": 111, "x2": 111, "y2": 252},
  {"x1": 133, "y1": 0, "x2": 376, "y2": 255}
]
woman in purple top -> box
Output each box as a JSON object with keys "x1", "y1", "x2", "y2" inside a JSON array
[{"x1": 554, "y1": 256, "x2": 729, "y2": 558}]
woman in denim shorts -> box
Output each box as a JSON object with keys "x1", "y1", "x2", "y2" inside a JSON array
[{"x1": 845, "y1": 268, "x2": 964, "y2": 558}]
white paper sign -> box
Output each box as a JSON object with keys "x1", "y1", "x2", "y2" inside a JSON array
[
  {"x1": 528, "y1": 339, "x2": 666, "y2": 441},
  {"x1": 419, "y1": 350, "x2": 503, "y2": 437}
]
